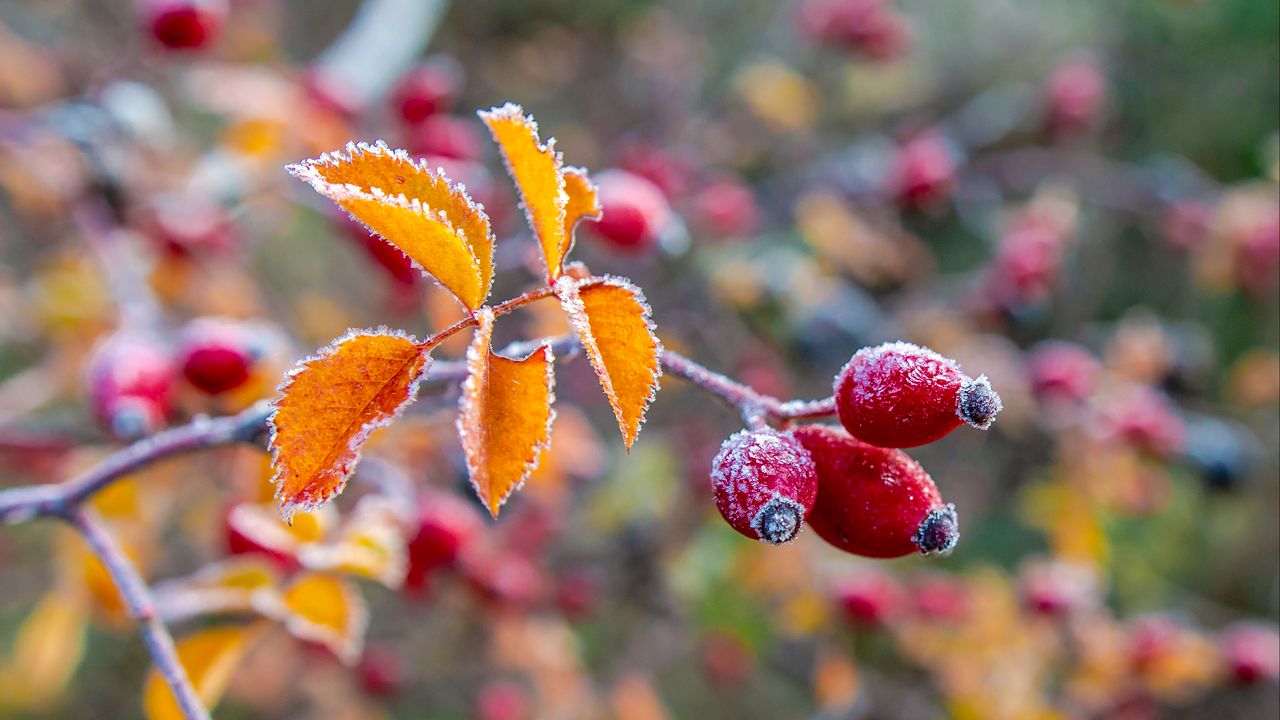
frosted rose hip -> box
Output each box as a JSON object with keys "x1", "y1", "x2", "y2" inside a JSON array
[
  {"x1": 834, "y1": 341, "x2": 1001, "y2": 448},
  {"x1": 794, "y1": 424, "x2": 959, "y2": 558},
  {"x1": 711, "y1": 428, "x2": 818, "y2": 544}
]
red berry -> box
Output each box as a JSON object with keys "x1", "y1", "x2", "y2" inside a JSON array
[
  {"x1": 700, "y1": 630, "x2": 754, "y2": 687},
  {"x1": 834, "y1": 342, "x2": 1002, "y2": 449},
  {"x1": 710, "y1": 428, "x2": 818, "y2": 544},
  {"x1": 554, "y1": 568, "x2": 600, "y2": 621},
  {"x1": 585, "y1": 170, "x2": 673, "y2": 252},
  {"x1": 405, "y1": 489, "x2": 485, "y2": 594},
  {"x1": 358, "y1": 644, "x2": 403, "y2": 697},
  {"x1": 1219, "y1": 622, "x2": 1280, "y2": 685},
  {"x1": 988, "y1": 224, "x2": 1066, "y2": 306},
  {"x1": 1127, "y1": 615, "x2": 1179, "y2": 673},
  {"x1": 1027, "y1": 341, "x2": 1100, "y2": 407},
  {"x1": 141, "y1": 194, "x2": 238, "y2": 258},
  {"x1": 407, "y1": 114, "x2": 483, "y2": 162},
  {"x1": 86, "y1": 334, "x2": 175, "y2": 439},
  {"x1": 177, "y1": 318, "x2": 259, "y2": 395},
  {"x1": 143, "y1": 0, "x2": 226, "y2": 51},
  {"x1": 832, "y1": 571, "x2": 904, "y2": 627},
  {"x1": 474, "y1": 679, "x2": 531, "y2": 720},
  {"x1": 1017, "y1": 559, "x2": 1099, "y2": 617},
  {"x1": 615, "y1": 141, "x2": 693, "y2": 199},
  {"x1": 794, "y1": 425, "x2": 959, "y2": 558},
  {"x1": 1161, "y1": 200, "x2": 1212, "y2": 251},
  {"x1": 389, "y1": 57, "x2": 462, "y2": 126},
  {"x1": 1098, "y1": 388, "x2": 1185, "y2": 458},
  {"x1": 889, "y1": 129, "x2": 956, "y2": 209},
  {"x1": 907, "y1": 573, "x2": 971, "y2": 621},
  {"x1": 223, "y1": 503, "x2": 298, "y2": 569},
  {"x1": 459, "y1": 548, "x2": 544, "y2": 610},
  {"x1": 693, "y1": 176, "x2": 760, "y2": 239},
  {"x1": 1044, "y1": 58, "x2": 1106, "y2": 136},
  {"x1": 797, "y1": 0, "x2": 912, "y2": 61}
]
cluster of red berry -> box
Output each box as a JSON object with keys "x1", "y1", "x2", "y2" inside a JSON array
[
  {"x1": 86, "y1": 318, "x2": 271, "y2": 438},
  {"x1": 711, "y1": 342, "x2": 1001, "y2": 558}
]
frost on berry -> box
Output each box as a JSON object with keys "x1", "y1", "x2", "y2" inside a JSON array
[
  {"x1": 711, "y1": 428, "x2": 818, "y2": 544},
  {"x1": 834, "y1": 341, "x2": 1002, "y2": 448},
  {"x1": 957, "y1": 374, "x2": 1002, "y2": 430},
  {"x1": 912, "y1": 504, "x2": 959, "y2": 556}
]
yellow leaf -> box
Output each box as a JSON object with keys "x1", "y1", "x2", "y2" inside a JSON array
[
  {"x1": 0, "y1": 590, "x2": 88, "y2": 710},
  {"x1": 288, "y1": 142, "x2": 494, "y2": 309},
  {"x1": 458, "y1": 307, "x2": 556, "y2": 516},
  {"x1": 269, "y1": 329, "x2": 430, "y2": 521},
  {"x1": 152, "y1": 557, "x2": 281, "y2": 620},
  {"x1": 257, "y1": 573, "x2": 368, "y2": 665},
  {"x1": 297, "y1": 497, "x2": 408, "y2": 588},
  {"x1": 480, "y1": 103, "x2": 571, "y2": 280},
  {"x1": 555, "y1": 276, "x2": 662, "y2": 448},
  {"x1": 226, "y1": 503, "x2": 337, "y2": 559},
  {"x1": 143, "y1": 625, "x2": 256, "y2": 720}
]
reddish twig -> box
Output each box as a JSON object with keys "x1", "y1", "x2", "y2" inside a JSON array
[{"x1": 659, "y1": 350, "x2": 837, "y2": 426}]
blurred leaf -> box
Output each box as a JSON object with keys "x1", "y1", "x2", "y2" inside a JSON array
[
  {"x1": 258, "y1": 573, "x2": 367, "y2": 665},
  {"x1": 142, "y1": 624, "x2": 258, "y2": 720},
  {"x1": 0, "y1": 589, "x2": 88, "y2": 710}
]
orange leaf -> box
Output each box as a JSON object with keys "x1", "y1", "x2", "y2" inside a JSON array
[
  {"x1": 479, "y1": 104, "x2": 571, "y2": 280},
  {"x1": 257, "y1": 573, "x2": 368, "y2": 665},
  {"x1": 555, "y1": 276, "x2": 662, "y2": 449},
  {"x1": 562, "y1": 166, "x2": 601, "y2": 259},
  {"x1": 287, "y1": 142, "x2": 494, "y2": 309},
  {"x1": 269, "y1": 329, "x2": 430, "y2": 521},
  {"x1": 142, "y1": 625, "x2": 257, "y2": 720},
  {"x1": 458, "y1": 307, "x2": 556, "y2": 517}
]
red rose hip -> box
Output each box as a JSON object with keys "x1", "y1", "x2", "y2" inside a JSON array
[
  {"x1": 834, "y1": 341, "x2": 1001, "y2": 448},
  {"x1": 711, "y1": 428, "x2": 818, "y2": 544},
  {"x1": 177, "y1": 318, "x2": 260, "y2": 395},
  {"x1": 143, "y1": 0, "x2": 226, "y2": 51},
  {"x1": 794, "y1": 424, "x2": 959, "y2": 558}
]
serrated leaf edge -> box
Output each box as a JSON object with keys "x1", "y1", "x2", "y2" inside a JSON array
[
  {"x1": 553, "y1": 274, "x2": 663, "y2": 450},
  {"x1": 286, "y1": 140, "x2": 494, "y2": 309},
  {"x1": 477, "y1": 103, "x2": 570, "y2": 280},
  {"x1": 267, "y1": 326, "x2": 429, "y2": 522},
  {"x1": 457, "y1": 307, "x2": 558, "y2": 517}
]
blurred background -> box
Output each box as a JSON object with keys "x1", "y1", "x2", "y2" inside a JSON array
[{"x1": 0, "y1": 0, "x2": 1277, "y2": 718}]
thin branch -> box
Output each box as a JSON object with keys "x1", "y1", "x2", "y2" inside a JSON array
[
  {"x1": 68, "y1": 508, "x2": 211, "y2": 720},
  {"x1": 0, "y1": 402, "x2": 272, "y2": 524},
  {"x1": 659, "y1": 350, "x2": 837, "y2": 424}
]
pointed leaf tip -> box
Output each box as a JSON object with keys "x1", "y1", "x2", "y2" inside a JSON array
[
  {"x1": 555, "y1": 275, "x2": 661, "y2": 449},
  {"x1": 479, "y1": 106, "x2": 573, "y2": 281},
  {"x1": 288, "y1": 142, "x2": 494, "y2": 310},
  {"x1": 458, "y1": 308, "x2": 557, "y2": 516},
  {"x1": 268, "y1": 329, "x2": 429, "y2": 521}
]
